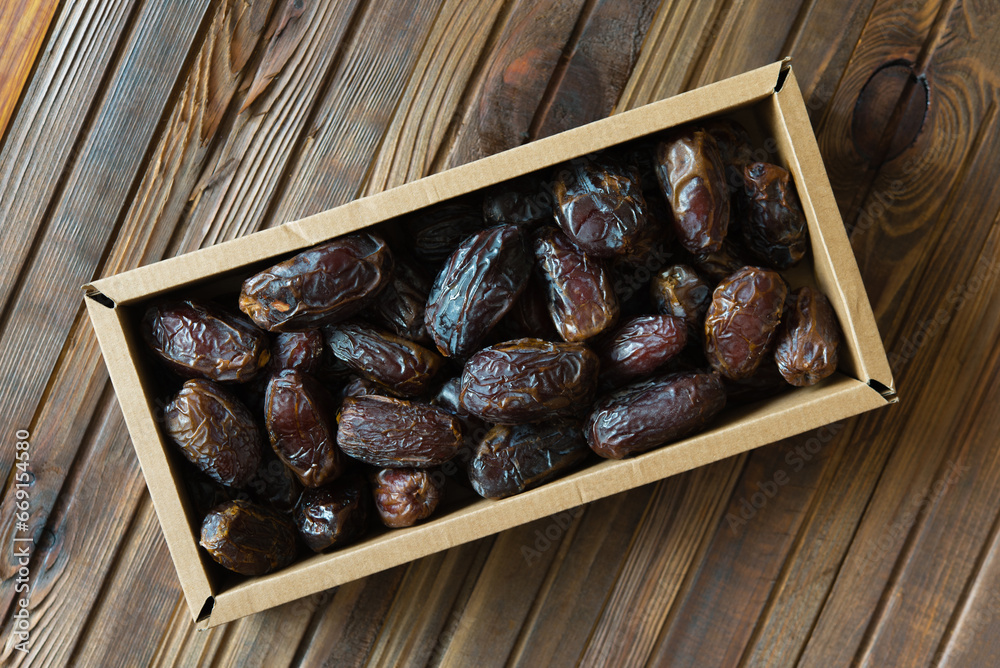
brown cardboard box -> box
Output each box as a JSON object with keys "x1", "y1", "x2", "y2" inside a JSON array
[{"x1": 84, "y1": 61, "x2": 896, "y2": 627}]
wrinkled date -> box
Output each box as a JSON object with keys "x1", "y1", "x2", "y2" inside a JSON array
[
  {"x1": 459, "y1": 338, "x2": 599, "y2": 424},
  {"x1": 693, "y1": 238, "x2": 750, "y2": 285},
  {"x1": 468, "y1": 420, "x2": 589, "y2": 499},
  {"x1": 325, "y1": 321, "x2": 442, "y2": 397},
  {"x1": 164, "y1": 379, "x2": 262, "y2": 488},
  {"x1": 338, "y1": 395, "x2": 463, "y2": 468},
  {"x1": 586, "y1": 371, "x2": 726, "y2": 459},
  {"x1": 200, "y1": 499, "x2": 297, "y2": 575},
  {"x1": 650, "y1": 265, "x2": 711, "y2": 332},
  {"x1": 270, "y1": 329, "x2": 325, "y2": 375},
  {"x1": 598, "y1": 315, "x2": 687, "y2": 387},
  {"x1": 295, "y1": 476, "x2": 370, "y2": 552},
  {"x1": 483, "y1": 174, "x2": 554, "y2": 227},
  {"x1": 741, "y1": 162, "x2": 808, "y2": 269},
  {"x1": 240, "y1": 233, "x2": 393, "y2": 331},
  {"x1": 368, "y1": 254, "x2": 432, "y2": 342},
  {"x1": 143, "y1": 301, "x2": 270, "y2": 382},
  {"x1": 372, "y1": 468, "x2": 443, "y2": 528},
  {"x1": 775, "y1": 286, "x2": 840, "y2": 386},
  {"x1": 705, "y1": 266, "x2": 787, "y2": 380},
  {"x1": 552, "y1": 155, "x2": 650, "y2": 258},
  {"x1": 656, "y1": 128, "x2": 730, "y2": 254},
  {"x1": 535, "y1": 226, "x2": 619, "y2": 342},
  {"x1": 424, "y1": 224, "x2": 531, "y2": 357},
  {"x1": 265, "y1": 370, "x2": 344, "y2": 488},
  {"x1": 407, "y1": 200, "x2": 485, "y2": 264},
  {"x1": 248, "y1": 455, "x2": 303, "y2": 512}
]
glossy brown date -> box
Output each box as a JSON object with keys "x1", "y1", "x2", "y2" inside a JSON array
[
  {"x1": 483, "y1": 174, "x2": 554, "y2": 227},
  {"x1": 337, "y1": 395, "x2": 464, "y2": 468},
  {"x1": 270, "y1": 329, "x2": 325, "y2": 375},
  {"x1": 407, "y1": 200, "x2": 485, "y2": 264},
  {"x1": 655, "y1": 128, "x2": 730, "y2": 254},
  {"x1": 693, "y1": 238, "x2": 751, "y2": 285},
  {"x1": 586, "y1": 371, "x2": 726, "y2": 459},
  {"x1": 368, "y1": 254, "x2": 432, "y2": 342},
  {"x1": 598, "y1": 315, "x2": 687, "y2": 386},
  {"x1": 294, "y1": 475, "x2": 370, "y2": 552},
  {"x1": 265, "y1": 370, "x2": 344, "y2": 488},
  {"x1": 325, "y1": 321, "x2": 442, "y2": 397},
  {"x1": 741, "y1": 162, "x2": 808, "y2": 269},
  {"x1": 704, "y1": 266, "x2": 787, "y2": 380},
  {"x1": 200, "y1": 499, "x2": 297, "y2": 575},
  {"x1": 239, "y1": 233, "x2": 392, "y2": 332},
  {"x1": 552, "y1": 155, "x2": 650, "y2": 258},
  {"x1": 774, "y1": 287, "x2": 840, "y2": 386},
  {"x1": 534, "y1": 226, "x2": 619, "y2": 342},
  {"x1": 650, "y1": 265, "x2": 711, "y2": 332},
  {"x1": 459, "y1": 338, "x2": 599, "y2": 424},
  {"x1": 424, "y1": 224, "x2": 531, "y2": 358},
  {"x1": 164, "y1": 379, "x2": 262, "y2": 488},
  {"x1": 142, "y1": 301, "x2": 270, "y2": 382},
  {"x1": 372, "y1": 468, "x2": 443, "y2": 528},
  {"x1": 247, "y1": 454, "x2": 303, "y2": 513},
  {"x1": 468, "y1": 420, "x2": 589, "y2": 499}
]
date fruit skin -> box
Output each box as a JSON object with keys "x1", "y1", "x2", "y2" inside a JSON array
[
  {"x1": 271, "y1": 329, "x2": 325, "y2": 375},
  {"x1": 483, "y1": 175, "x2": 554, "y2": 228},
  {"x1": 704, "y1": 119, "x2": 754, "y2": 197},
  {"x1": 535, "y1": 227, "x2": 619, "y2": 342},
  {"x1": 424, "y1": 224, "x2": 531, "y2": 358},
  {"x1": 369, "y1": 254, "x2": 432, "y2": 342},
  {"x1": 774, "y1": 287, "x2": 840, "y2": 386},
  {"x1": 338, "y1": 395, "x2": 464, "y2": 468},
  {"x1": 498, "y1": 273, "x2": 560, "y2": 341},
  {"x1": 459, "y1": 338, "x2": 599, "y2": 424},
  {"x1": 341, "y1": 375, "x2": 385, "y2": 400},
  {"x1": 164, "y1": 379, "x2": 262, "y2": 488},
  {"x1": 408, "y1": 200, "x2": 485, "y2": 264},
  {"x1": 143, "y1": 301, "x2": 270, "y2": 382},
  {"x1": 295, "y1": 475, "x2": 370, "y2": 552},
  {"x1": 741, "y1": 162, "x2": 808, "y2": 269},
  {"x1": 265, "y1": 370, "x2": 344, "y2": 488},
  {"x1": 704, "y1": 266, "x2": 788, "y2": 380},
  {"x1": 372, "y1": 468, "x2": 443, "y2": 528},
  {"x1": 656, "y1": 128, "x2": 730, "y2": 254},
  {"x1": 469, "y1": 420, "x2": 589, "y2": 499},
  {"x1": 586, "y1": 371, "x2": 726, "y2": 459},
  {"x1": 650, "y1": 265, "x2": 711, "y2": 332},
  {"x1": 239, "y1": 233, "x2": 393, "y2": 332},
  {"x1": 693, "y1": 237, "x2": 750, "y2": 285},
  {"x1": 200, "y1": 499, "x2": 297, "y2": 575},
  {"x1": 598, "y1": 315, "x2": 687, "y2": 386},
  {"x1": 552, "y1": 155, "x2": 650, "y2": 258},
  {"x1": 325, "y1": 321, "x2": 442, "y2": 397},
  {"x1": 248, "y1": 454, "x2": 303, "y2": 512}
]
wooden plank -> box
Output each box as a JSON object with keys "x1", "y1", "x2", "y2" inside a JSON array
[{"x1": 0, "y1": 0, "x2": 60, "y2": 141}]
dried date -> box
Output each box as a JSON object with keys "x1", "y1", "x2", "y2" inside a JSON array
[
  {"x1": 650, "y1": 265, "x2": 711, "y2": 333},
  {"x1": 200, "y1": 499, "x2": 297, "y2": 575},
  {"x1": 368, "y1": 254, "x2": 432, "y2": 342},
  {"x1": 270, "y1": 329, "x2": 325, "y2": 375},
  {"x1": 337, "y1": 395, "x2": 463, "y2": 468},
  {"x1": 325, "y1": 321, "x2": 442, "y2": 397},
  {"x1": 741, "y1": 162, "x2": 808, "y2": 268},
  {"x1": 704, "y1": 266, "x2": 787, "y2": 380},
  {"x1": 239, "y1": 233, "x2": 393, "y2": 331},
  {"x1": 424, "y1": 224, "x2": 531, "y2": 358},
  {"x1": 164, "y1": 379, "x2": 262, "y2": 488},
  {"x1": 774, "y1": 287, "x2": 840, "y2": 386},
  {"x1": 372, "y1": 468, "x2": 443, "y2": 528},
  {"x1": 294, "y1": 475, "x2": 370, "y2": 552},
  {"x1": 693, "y1": 237, "x2": 750, "y2": 285},
  {"x1": 459, "y1": 338, "x2": 599, "y2": 424},
  {"x1": 407, "y1": 201, "x2": 485, "y2": 264},
  {"x1": 586, "y1": 371, "x2": 726, "y2": 459},
  {"x1": 598, "y1": 315, "x2": 687, "y2": 386},
  {"x1": 142, "y1": 301, "x2": 269, "y2": 382},
  {"x1": 483, "y1": 174, "x2": 554, "y2": 227}
]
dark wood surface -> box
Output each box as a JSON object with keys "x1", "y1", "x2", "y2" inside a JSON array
[{"x1": 2, "y1": 0, "x2": 999, "y2": 665}]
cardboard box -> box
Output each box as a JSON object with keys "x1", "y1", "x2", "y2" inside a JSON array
[{"x1": 84, "y1": 61, "x2": 896, "y2": 627}]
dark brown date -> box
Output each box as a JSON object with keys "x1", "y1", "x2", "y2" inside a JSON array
[
  {"x1": 294, "y1": 475, "x2": 370, "y2": 552},
  {"x1": 265, "y1": 370, "x2": 344, "y2": 487},
  {"x1": 239, "y1": 233, "x2": 392, "y2": 331},
  {"x1": 774, "y1": 287, "x2": 840, "y2": 386},
  {"x1": 598, "y1": 315, "x2": 687, "y2": 386},
  {"x1": 340, "y1": 375, "x2": 385, "y2": 400},
  {"x1": 552, "y1": 155, "x2": 650, "y2": 258},
  {"x1": 483, "y1": 174, "x2": 554, "y2": 227},
  {"x1": 247, "y1": 454, "x2": 303, "y2": 512},
  {"x1": 650, "y1": 265, "x2": 711, "y2": 332},
  {"x1": 704, "y1": 266, "x2": 787, "y2": 380},
  {"x1": 424, "y1": 224, "x2": 531, "y2": 358},
  {"x1": 693, "y1": 237, "x2": 750, "y2": 285},
  {"x1": 325, "y1": 321, "x2": 442, "y2": 397},
  {"x1": 164, "y1": 379, "x2": 262, "y2": 488},
  {"x1": 271, "y1": 329, "x2": 325, "y2": 375},
  {"x1": 459, "y1": 338, "x2": 599, "y2": 424},
  {"x1": 368, "y1": 254, "x2": 432, "y2": 342},
  {"x1": 337, "y1": 395, "x2": 463, "y2": 467},
  {"x1": 655, "y1": 128, "x2": 730, "y2": 254},
  {"x1": 703, "y1": 119, "x2": 754, "y2": 196},
  {"x1": 535, "y1": 226, "x2": 619, "y2": 342},
  {"x1": 497, "y1": 272, "x2": 560, "y2": 341},
  {"x1": 468, "y1": 420, "x2": 589, "y2": 499},
  {"x1": 372, "y1": 468, "x2": 443, "y2": 528},
  {"x1": 200, "y1": 499, "x2": 297, "y2": 575},
  {"x1": 142, "y1": 301, "x2": 269, "y2": 382},
  {"x1": 586, "y1": 371, "x2": 726, "y2": 459},
  {"x1": 741, "y1": 162, "x2": 808, "y2": 268},
  {"x1": 407, "y1": 200, "x2": 485, "y2": 264}
]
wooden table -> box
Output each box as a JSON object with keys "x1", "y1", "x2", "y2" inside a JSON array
[{"x1": 2, "y1": 0, "x2": 998, "y2": 665}]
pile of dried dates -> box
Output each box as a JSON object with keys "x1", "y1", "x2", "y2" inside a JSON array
[{"x1": 141, "y1": 118, "x2": 841, "y2": 577}]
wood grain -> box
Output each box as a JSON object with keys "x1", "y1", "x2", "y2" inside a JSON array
[{"x1": 0, "y1": 0, "x2": 60, "y2": 141}]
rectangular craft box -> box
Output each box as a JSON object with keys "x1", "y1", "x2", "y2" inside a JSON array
[{"x1": 84, "y1": 61, "x2": 896, "y2": 628}]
